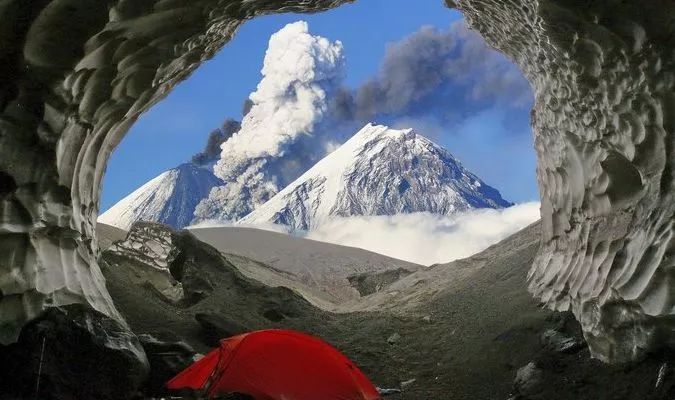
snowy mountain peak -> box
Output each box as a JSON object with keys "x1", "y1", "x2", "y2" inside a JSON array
[
  {"x1": 99, "y1": 163, "x2": 223, "y2": 230},
  {"x1": 240, "y1": 123, "x2": 512, "y2": 230}
]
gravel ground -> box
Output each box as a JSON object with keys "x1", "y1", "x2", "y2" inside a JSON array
[{"x1": 100, "y1": 222, "x2": 675, "y2": 400}]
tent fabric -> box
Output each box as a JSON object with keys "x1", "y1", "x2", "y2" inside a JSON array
[{"x1": 167, "y1": 329, "x2": 382, "y2": 400}]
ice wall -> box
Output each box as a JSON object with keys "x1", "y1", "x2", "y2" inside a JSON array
[
  {"x1": 455, "y1": 0, "x2": 674, "y2": 362},
  {"x1": 0, "y1": 0, "x2": 350, "y2": 346},
  {"x1": 0, "y1": 0, "x2": 672, "y2": 363}
]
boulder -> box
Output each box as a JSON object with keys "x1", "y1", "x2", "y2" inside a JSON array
[
  {"x1": 0, "y1": 305, "x2": 148, "y2": 400},
  {"x1": 540, "y1": 329, "x2": 585, "y2": 354},
  {"x1": 514, "y1": 362, "x2": 542, "y2": 398},
  {"x1": 138, "y1": 334, "x2": 197, "y2": 396},
  {"x1": 387, "y1": 332, "x2": 401, "y2": 345},
  {"x1": 195, "y1": 313, "x2": 249, "y2": 347}
]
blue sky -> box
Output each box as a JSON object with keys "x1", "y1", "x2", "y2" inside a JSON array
[{"x1": 101, "y1": 0, "x2": 537, "y2": 211}]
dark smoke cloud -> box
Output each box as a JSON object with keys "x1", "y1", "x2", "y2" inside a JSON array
[
  {"x1": 374, "y1": 26, "x2": 453, "y2": 112},
  {"x1": 242, "y1": 98, "x2": 254, "y2": 117},
  {"x1": 195, "y1": 21, "x2": 531, "y2": 183},
  {"x1": 191, "y1": 118, "x2": 241, "y2": 165},
  {"x1": 335, "y1": 21, "x2": 532, "y2": 125}
]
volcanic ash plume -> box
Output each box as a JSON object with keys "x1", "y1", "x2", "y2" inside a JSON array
[{"x1": 194, "y1": 21, "x2": 346, "y2": 222}]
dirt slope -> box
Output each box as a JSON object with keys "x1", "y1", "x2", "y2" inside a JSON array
[{"x1": 100, "y1": 222, "x2": 675, "y2": 399}]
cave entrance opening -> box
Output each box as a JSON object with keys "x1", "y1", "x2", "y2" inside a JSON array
[{"x1": 99, "y1": 2, "x2": 538, "y2": 268}]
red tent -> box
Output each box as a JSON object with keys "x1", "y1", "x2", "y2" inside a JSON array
[{"x1": 166, "y1": 329, "x2": 382, "y2": 400}]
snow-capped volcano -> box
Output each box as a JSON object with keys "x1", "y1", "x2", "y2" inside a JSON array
[
  {"x1": 99, "y1": 163, "x2": 223, "y2": 230},
  {"x1": 240, "y1": 123, "x2": 512, "y2": 230}
]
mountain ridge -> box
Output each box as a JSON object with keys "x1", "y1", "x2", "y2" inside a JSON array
[
  {"x1": 100, "y1": 123, "x2": 511, "y2": 231},
  {"x1": 99, "y1": 163, "x2": 222, "y2": 230},
  {"x1": 241, "y1": 123, "x2": 511, "y2": 230}
]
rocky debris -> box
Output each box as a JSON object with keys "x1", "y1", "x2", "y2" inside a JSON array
[
  {"x1": 104, "y1": 222, "x2": 214, "y2": 305},
  {"x1": 0, "y1": 305, "x2": 148, "y2": 400},
  {"x1": 508, "y1": 312, "x2": 675, "y2": 400},
  {"x1": 101, "y1": 221, "x2": 325, "y2": 352},
  {"x1": 387, "y1": 332, "x2": 401, "y2": 345},
  {"x1": 400, "y1": 378, "x2": 416, "y2": 389},
  {"x1": 656, "y1": 363, "x2": 669, "y2": 389},
  {"x1": 377, "y1": 387, "x2": 402, "y2": 396},
  {"x1": 348, "y1": 268, "x2": 414, "y2": 297},
  {"x1": 96, "y1": 223, "x2": 128, "y2": 250},
  {"x1": 106, "y1": 222, "x2": 185, "y2": 302},
  {"x1": 540, "y1": 329, "x2": 584, "y2": 354},
  {"x1": 108, "y1": 222, "x2": 179, "y2": 271},
  {"x1": 138, "y1": 334, "x2": 197, "y2": 396},
  {"x1": 514, "y1": 362, "x2": 543, "y2": 398}
]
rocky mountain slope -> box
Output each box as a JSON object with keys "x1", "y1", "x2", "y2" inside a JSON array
[
  {"x1": 96, "y1": 223, "x2": 127, "y2": 250},
  {"x1": 101, "y1": 123, "x2": 511, "y2": 232},
  {"x1": 99, "y1": 163, "x2": 223, "y2": 230},
  {"x1": 97, "y1": 222, "x2": 420, "y2": 309},
  {"x1": 95, "y1": 221, "x2": 675, "y2": 400},
  {"x1": 241, "y1": 123, "x2": 511, "y2": 230},
  {"x1": 188, "y1": 226, "x2": 421, "y2": 308}
]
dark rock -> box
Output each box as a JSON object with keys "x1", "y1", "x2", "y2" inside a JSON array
[
  {"x1": 104, "y1": 222, "x2": 214, "y2": 306},
  {"x1": 102, "y1": 221, "x2": 321, "y2": 354},
  {"x1": 387, "y1": 332, "x2": 401, "y2": 345},
  {"x1": 348, "y1": 268, "x2": 412, "y2": 297},
  {"x1": 263, "y1": 308, "x2": 287, "y2": 322},
  {"x1": 514, "y1": 362, "x2": 543, "y2": 398},
  {"x1": 177, "y1": 257, "x2": 214, "y2": 304},
  {"x1": 138, "y1": 334, "x2": 196, "y2": 396},
  {"x1": 221, "y1": 394, "x2": 255, "y2": 400},
  {"x1": 0, "y1": 305, "x2": 148, "y2": 400},
  {"x1": 540, "y1": 329, "x2": 585, "y2": 354},
  {"x1": 509, "y1": 315, "x2": 675, "y2": 400},
  {"x1": 257, "y1": 287, "x2": 309, "y2": 322},
  {"x1": 195, "y1": 313, "x2": 249, "y2": 347},
  {"x1": 656, "y1": 363, "x2": 669, "y2": 388}
]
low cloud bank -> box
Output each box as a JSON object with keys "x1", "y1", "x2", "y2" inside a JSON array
[
  {"x1": 304, "y1": 203, "x2": 540, "y2": 265},
  {"x1": 188, "y1": 203, "x2": 540, "y2": 265}
]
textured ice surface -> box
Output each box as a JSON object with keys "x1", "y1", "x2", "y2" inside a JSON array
[
  {"x1": 0, "y1": 0, "x2": 350, "y2": 345},
  {"x1": 454, "y1": 1, "x2": 675, "y2": 362},
  {"x1": 0, "y1": 0, "x2": 673, "y2": 363},
  {"x1": 241, "y1": 123, "x2": 511, "y2": 230}
]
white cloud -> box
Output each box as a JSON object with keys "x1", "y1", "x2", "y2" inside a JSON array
[
  {"x1": 303, "y1": 203, "x2": 541, "y2": 265},
  {"x1": 194, "y1": 21, "x2": 347, "y2": 222},
  {"x1": 214, "y1": 20, "x2": 345, "y2": 179}
]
